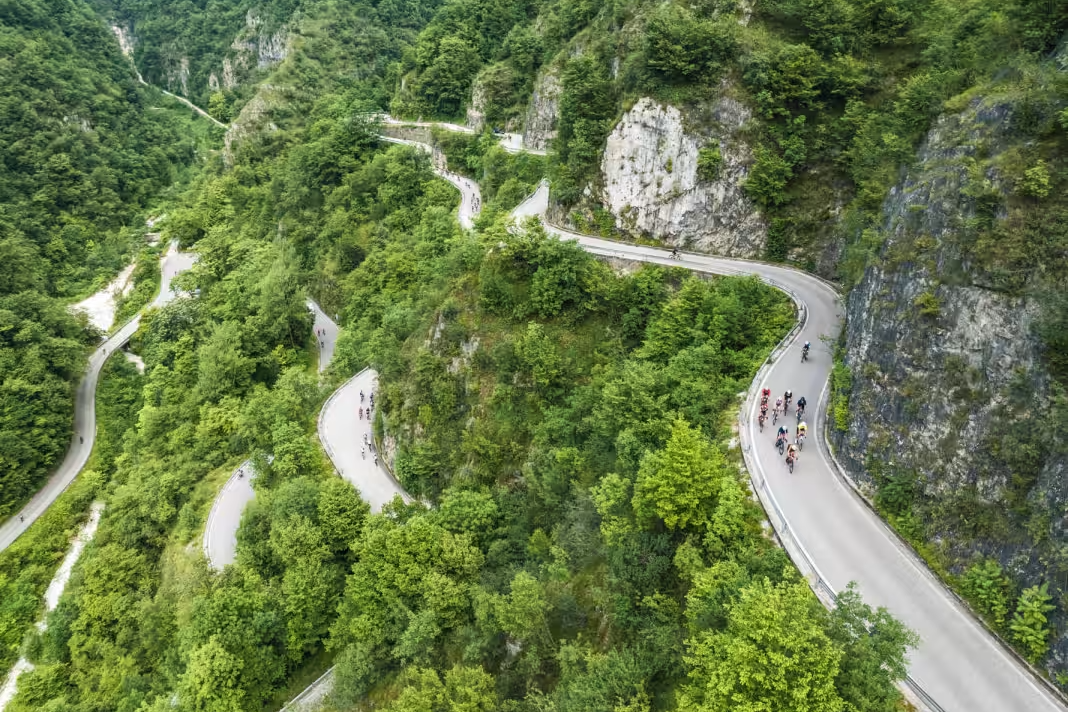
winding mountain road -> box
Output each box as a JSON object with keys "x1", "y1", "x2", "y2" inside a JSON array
[
  {"x1": 0, "y1": 242, "x2": 196, "y2": 553},
  {"x1": 203, "y1": 299, "x2": 343, "y2": 570},
  {"x1": 377, "y1": 139, "x2": 1068, "y2": 710},
  {"x1": 281, "y1": 133, "x2": 1068, "y2": 711},
  {"x1": 318, "y1": 368, "x2": 410, "y2": 512},
  {"x1": 382, "y1": 116, "x2": 546, "y2": 156}
]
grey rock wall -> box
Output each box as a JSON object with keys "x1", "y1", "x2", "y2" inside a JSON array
[
  {"x1": 522, "y1": 66, "x2": 560, "y2": 152},
  {"x1": 837, "y1": 98, "x2": 1068, "y2": 668},
  {"x1": 598, "y1": 96, "x2": 766, "y2": 257}
]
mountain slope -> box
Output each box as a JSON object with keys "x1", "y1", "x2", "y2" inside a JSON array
[{"x1": 0, "y1": 0, "x2": 196, "y2": 517}]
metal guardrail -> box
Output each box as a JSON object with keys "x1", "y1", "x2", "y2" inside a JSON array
[{"x1": 279, "y1": 667, "x2": 335, "y2": 712}]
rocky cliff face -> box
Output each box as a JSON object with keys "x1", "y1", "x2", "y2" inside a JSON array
[
  {"x1": 224, "y1": 84, "x2": 286, "y2": 164},
  {"x1": 111, "y1": 23, "x2": 135, "y2": 57},
  {"x1": 522, "y1": 66, "x2": 560, "y2": 152},
  {"x1": 598, "y1": 96, "x2": 766, "y2": 257},
  {"x1": 208, "y1": 10, "x2": 289, "y2": 92},
  {"x1": 837, "y1": 98, "x2": 1068, "y2": 666},
  {"x1": 466, "y1": 78, "x2": 487, "y2": 133}
]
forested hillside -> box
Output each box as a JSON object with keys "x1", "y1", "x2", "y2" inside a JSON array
[
  {"x1": 91, "y1": 0, "x2": 300, "y2": 116},
  {"x1": 0, "y1": 0, "x2": 197, "y2": 517},
  {"x1": 6, "y1": 0, "x2": 1068, "y2": 708}
]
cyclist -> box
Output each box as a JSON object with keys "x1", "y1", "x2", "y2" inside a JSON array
[
  {"x1": 797, "y1": 421, "x2": 808, "y2": 449},
  {"x1": 671, "y1": 247, "x2": 679, "y2": 259},
  {"x1": 762, "y1": 387, "x2": 771, "y2": 400},
  {"x1": 358, "y1": 407, "x2": 363, "y2": 420},
  {"x1": 785, "y1": 441, "x2": 799, "y2": 469},
  {"x1": 758, "y1": 411, "x2": 767, "y2": 431},
  {"x1": 802, "y1": 341, "x2": 811, "y2": 362},
  {"x1": 776, "y1": 425, "x2": 789, "y2": 452},
  {"x1": 796, "y1": 395, "x2": 807, "y2": 416},
  {"x1": 774, "y1": 396, "x2": 783, "y2": 415},
  {"x1": 783, "y1": 389, "x2": 793, "y2": 412}
]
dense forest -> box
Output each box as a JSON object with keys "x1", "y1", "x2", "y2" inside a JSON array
[
  {"x1": 389, "y1": 0, "x2": 1068, "y2": 672},
  {"x1": 0, "y1": 0, "x2": 201, "y2": 517},
  {"x1": 89, "y1": 0, "x2": 300, "y2": 114},
  {"x1": 4, "y1": 0, "x2": 1068, "y2": 708}
]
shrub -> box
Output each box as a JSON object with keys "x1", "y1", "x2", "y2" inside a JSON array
[
  {"x1": 831, "y1": 361, "x2": 851, "y2": 432},
  {"x1": 744, "y1": 146, "x2": 793, "y2": 207},
  {"x1": 1017, "y1": 160, "x2": 1051, "y2": 199},
  {"x1": 1010, "y1": 583, "x2": 1055, "y2": 663},
  {"x1": 875, "y1": 470, "x2": 915, "y2": 519},
  {"x1": 697, "y1": 143, "x2": 723, "y2": 181},
  {"x1": 913, "y1": 290, "x2": 940, "y2": 318},
  {"x1": 962, "y1": 559, "x2": 1011, "y2": 628}
]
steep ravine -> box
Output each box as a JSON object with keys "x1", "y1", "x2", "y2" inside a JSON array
[{"x1": 836, "y1": 98, "x2": 1068, "y2": 669}]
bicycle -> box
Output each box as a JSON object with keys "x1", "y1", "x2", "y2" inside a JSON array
[
  {"x1": 758, "y1": 413, "x2": 766, "y2": 431},
  {"x1": 786, "y1": 453, "x2": 795, "y2": 473},
  {"x1": 796, "y1": 433, "x2": 806, "y2": 451}
]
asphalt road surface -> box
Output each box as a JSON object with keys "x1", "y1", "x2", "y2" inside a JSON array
[
  {"x1": 202, "y1": 460, "x2": 257, "y2": 570},
  {"x1": 318, "y1": 369, "x2": 409, "y2": 512},
  {"x1": 203, "y1": 300, "x2": 341, "y2": 569},
  {"x1": 381, "y1": 115, "x2": 547, "y2": 156},
  {"x1": 0, "y1": 242, "x2": 196, "y2": 553},
  {"x1": 517, "y1": 180, "x2": 1065, "y2": 712},
  {"x1": 308, "y1": 298, "x2": 340, "y2": 374}
]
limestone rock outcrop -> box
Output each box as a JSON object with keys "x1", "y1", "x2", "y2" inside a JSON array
[
  {"x1": 522, "y1": 67, "x2": 560, "y2": 152},
  {"x1": 599, "y1": 96, "x2": 765, "y2": 257}
]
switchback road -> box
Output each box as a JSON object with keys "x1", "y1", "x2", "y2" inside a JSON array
[
  {"x1": 203, "y1": 299, "x2": 342, "y2": 569},
  {"x1": 382, "y1": 115, "x2": 546, "y2": 156},
  {"x1": 318, "y1": 369, "x2": 409, "y2": 513},
  {"x1": 513, "y1": 181, "x2": 1065, "y2": 712}
]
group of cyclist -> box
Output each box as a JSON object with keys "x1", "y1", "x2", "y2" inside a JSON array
[
  {"x1": 358, "y1": 389, "x2": 375, "y2": 421},
  {"x1": 759, "y1": 380, "x2": 808, "y2": 473},
  {"x1": 359, "y1": 390, "x2": 378, "y2": 465}
]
